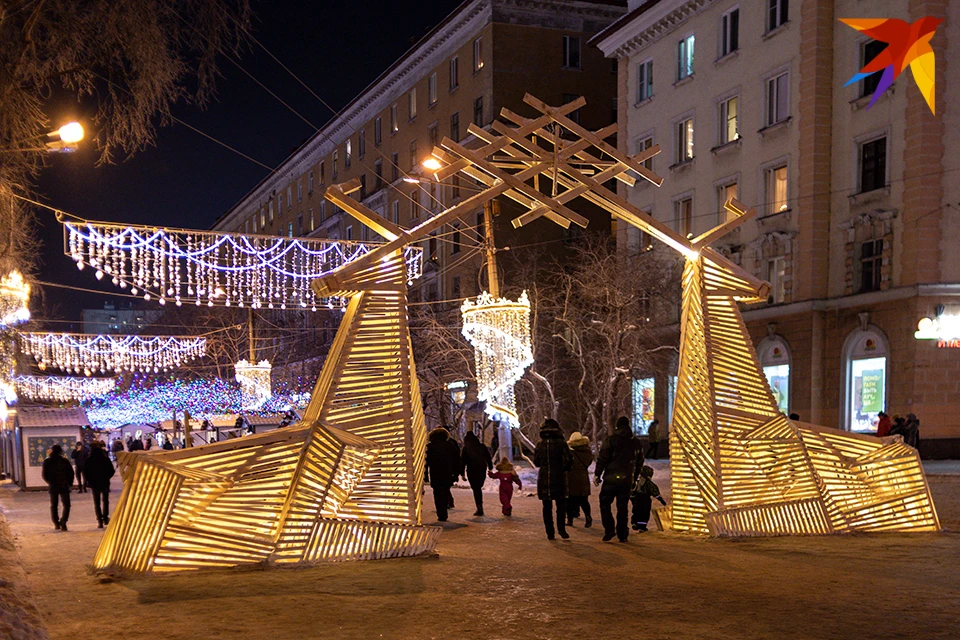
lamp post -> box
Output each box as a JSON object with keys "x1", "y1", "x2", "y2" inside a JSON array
[{"x1": 1, "y1": 121, "x2": 84, "y2": 153}]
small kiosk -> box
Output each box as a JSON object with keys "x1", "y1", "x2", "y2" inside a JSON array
[{"x1": 13, "y1": 407, "x2": 88, "y2": 490}]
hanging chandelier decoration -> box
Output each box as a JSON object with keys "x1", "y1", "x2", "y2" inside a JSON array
[
  {"x1": 460, "y1": 291, "x2": 534, "y2": 427},
  {"x1": 14, "y1": 375, "x2": 116, "y2": 403},
  {"x1": 62, "y1": 219, "x2": 423, "y2": 310},
  {"x1": 0, "y1": 270, "x2": 30, "y2": 328},
  {"x1": 18, "y1": 332, "x2": 207, "y2": 375},
  {"x1": 235, "y1": 359, "x2": 272, "y2": 410}
]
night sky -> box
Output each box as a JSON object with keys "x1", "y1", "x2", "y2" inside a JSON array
[{"x1": 33, "y1": 0, "x2": 459, "y2": 327}]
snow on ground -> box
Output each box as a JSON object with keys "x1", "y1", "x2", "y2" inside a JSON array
[{"x1": 1, "y1": 462, "x2": 959, "y2": 640}]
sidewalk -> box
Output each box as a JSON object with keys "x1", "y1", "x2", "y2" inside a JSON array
[{"x1": 924, "y1": 460, "x2": 960, "y2": 476}]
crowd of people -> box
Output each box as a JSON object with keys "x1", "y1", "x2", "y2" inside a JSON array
[{"x1": 424, "y1": 416, "x2": 666, "y2": 543}]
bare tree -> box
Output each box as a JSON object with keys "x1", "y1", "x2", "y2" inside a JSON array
[
  {"x1": 539, "y1": 235, "x2": 680, "y2": 446},
  {"x1": 0, "y1": 0, "x2": 252, "y2": 274}
]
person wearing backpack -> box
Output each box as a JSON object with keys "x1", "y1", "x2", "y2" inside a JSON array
[
  {"x1": 565, "y1": 431, "x2": 594, "y2": 528},
  {"x1": 594, "y1": 416, "x2": 642, "y2": 542}
]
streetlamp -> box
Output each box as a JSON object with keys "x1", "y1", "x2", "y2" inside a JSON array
[{"x1": 1, "y1": 121, "x2": 85, "y2": 153}]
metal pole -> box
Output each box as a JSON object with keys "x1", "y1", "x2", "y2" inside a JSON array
[{"x1": 482, "y1": 200, "x2": 500, "y2": 298}]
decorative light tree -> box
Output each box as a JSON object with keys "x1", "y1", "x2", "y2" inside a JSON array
[
  {"x1": 14, "y1": 375, "x2": 116, "y2": 403},
  {"x1": 18, "y1": 332, "x2": 206, "y2": 374},
  {"x1": 0, "y1": 270, "x2": 30, "y2": 328}
]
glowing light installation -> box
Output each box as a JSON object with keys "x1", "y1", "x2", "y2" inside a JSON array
[
  {"x1": 460, "y1": 291, "x2": 533, "y2": 427},
  {"x1": 235, "y1": 359, "x2": 272, "y2": 410},
  {"x1": 15, "y1": 375, "x2": 116, "y2": 403},
  {"x1": 19, "y1": 332, "x2": 206, "y2": 374},
  {"x1": 63, "y1": 220, "x2": 422, "y2": 310},
  {"x1": 434, "y1": 94, "x2": 938, "y2": 536},
  {"x1": 0, "y1": 270, "x2": 30, "y2": 328}
]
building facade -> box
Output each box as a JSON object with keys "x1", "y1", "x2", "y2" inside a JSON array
[
  {"x1": 81, "y1": 302, "x2": 160, "y2": 335},
  {"x1": 596, "y1": 0, "x2": 960, "y2": 455}
]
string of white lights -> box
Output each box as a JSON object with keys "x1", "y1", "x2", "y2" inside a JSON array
[
  {"x1": 0, "y1": 271, "x2": 30, "y2": 328},
  {"x1": 14, "y1": 375, "x2": 117, "y2": 403},
  {"x1": 64, "y1": 220, "x2": 423, "y2": 310},
  {"x1": 461, "y1": 291, "x2": 534, "y2": 428},
  {"x1": 19, "y1": 332, "x2": 207, "y2": 375}
]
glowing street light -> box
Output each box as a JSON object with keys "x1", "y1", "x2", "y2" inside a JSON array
[
  {"x1": 421, "y1": 157, "x2": 442, "y2": 172},
  {"x1": 57, "y1": 122, "x2": 84, "y2": 144}
]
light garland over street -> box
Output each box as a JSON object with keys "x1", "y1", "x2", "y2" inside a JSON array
[
  {"x1": 19, "y1": 332, "x2": 206, "y2": 374},
  {"x1": 63, "y1": 219, "x2": 423, "y2": 310},
  {"x1": 14, "y1": 375, "x2": 116, "y2": 403},
  {"x1": 461, "y1": 291, "x2": 534, "y2": 427}
]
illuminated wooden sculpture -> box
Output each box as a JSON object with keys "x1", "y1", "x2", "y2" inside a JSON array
[
  {"x1": 430, "y1": 94, "x2": 938, "y2": 536},
  {"x1": 94, "y1": 98, "x2": 602, "y2": 574}
]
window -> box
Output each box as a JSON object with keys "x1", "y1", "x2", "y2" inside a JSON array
[
  {"x1": 346, "y1": 225, "x2": 353, "y2": 241},
  {"x1": 676, "y1": 118, "x2": 694, "y2": 163},
  {"x1": 390, "y1": 104, "x2": 399, "y2": 133},
  {"x1": 245, "y1": 219, "x2": 250, "y2": 234},
  {"x1": 319, "y1": 160, "x2": 325, "y2": 184},
  {"x1": 308, "y1": 170, "x2": 314, "y2": 193},
  {"x1": 410, "y1": 188, "x2": 420, "y2": 220},
  {"x1": 720, "y1": 8, "x2": 739, "y2": 57},
  {"x1": 718, "y1": 181, "x2": 738, "y2": 222},
  {"x1": 636, "y1": 59, "x2": 653, "y2": 103},
  {"x1": 450, "y1": 112, "x2": 460, "y2": 142},
  {"x1": 675, "y1": 197, "x2": 693, "y2": 237},
  {"x1": 843, "y1": 329, "x2": 887, "y2": 432},
  {"x1": 287, "y1": 222, "x2": 293, "y2": 238},
  {"x1": 474, "y1": 97, "x2": 484, "y2": 127},
  {"x1": 391, "y1": 200, "x2": 399, "y2": 224},
  {"x1": 374, "y1": 117, "x2": 382, "y2": 146},
  {"x1": 409, "y1": 139, "x2": 418, "y2": 169},
  {"x1": 765, "y1": 256, "x2": 786, "y2": 303},
  {"x1": 320, "y1": 201, "x2": 326, "y2": 223},
  {"x1": 374, "y1": 160, "x2": 383, "y2": 191},
  {"x1": 297, "y1": 213, "x2": 303, "y2": 236},
  {"x1": 627, "y1": 225, "x2": 653, "y2": 253},
  {"x1": 429, "y1": 123, "x2": 439, "y2": 150},
  {"x1": 260, "y1": 207, "x2": 265, "y2": 227},
  {"x1": 758, "y1": 337, "x2": 790, "y2": 414},
  {"x1": 451, "y1": 225, "x2": 461, "y2": 254},
  {"x1": 345, "y1": 141, "x2": 352, "y2": 168},
  {"x1": 766, "y1": 71, "x2": 790, "y2": 125},
  {"x1": 631, "y1": 377, "x2": 655, "y2": 435},
  {"x1": 428, "y1": 73, "x2": 437, "y2": 106},
  {"x1": 768, "y1": 0, "x2": 789, "y2": 32},
  {"x1": 268, "y1": 200, "x2": 274, "y2": 222},
  {"x1": 309, "y1": 209, "x2": 314, "y2": 232},
  {"x1": 332, "y1": 150, "x2": 339, "y2": 179},
  {"x1": 286, "y1": 186, "x2": 292, "y2": 209},
  {"x1": 359, "y1": 174, "x2": 367, "y2": 200},
  {"x1": 767, "y1": 165, "x2": 789, "y2": 213},
  {"x1": 860, "y1": 137, "x2": 887, "y2": 193},
  {"x1": 408, "y1": 87, "x2": 417, "y2": 120},
  {"x1": 391, "y1": 152, "x2": 399, "y2": 182},
  {"x1": 860, "y1": 239, "x2": 883, "y2": 292},
  {"x1": 358, "y1": 130, "x2": 366, "y2": 159},
  {"x1": 449, "y1": 56, "x2": 459, "y2": 90},
  {"x1": 635, "y1": 135, "x2": 654, "y2": 171},
  {"x1": 719, "y1": 95, "x2": 739, "y2": 144},
  {"x1": 452, "y1": 276, "x2": 461, "y2": 300},
  {"x1": 677, "y1": 35, "x2": 695, "y2": 80},
  {"x1": 860, "y1": 40, "x2": 888, "y2": 97},
  {"x1": 562, "y1": 35, "x2": 581, "y2": 69},
  {"x1": 428, "y1": 235, "x2": 437, "y2": 259},
  {"x1": 297, "y1": 180, "x2": 302, "y2": 202},
  {"x1": 473, "y1": 37, "x2": 483, "y2": 72},
  {"x1": 253, "y1": 216, "x2": 258, "y2": 232},
  {"x1": 563, "y1": 94, "x2": 582, "y2": 125}
]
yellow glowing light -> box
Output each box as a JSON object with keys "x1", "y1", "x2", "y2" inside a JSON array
[
  {"x1": 421, "y1": 157, "x2": 442, "y2": 171},
  {"x1": 58, "y1": 122, "x2": 84, "y2": 144},
  {"x1": 0, "y1": 271, "x2": 30, "y2": 328}
]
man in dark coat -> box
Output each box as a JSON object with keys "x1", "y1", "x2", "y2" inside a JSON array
[
  {"x1": 84, "y1": 441, "x2": 116, "y2": 528},
  {"x1": 70, "y1": 441, "x2": 89, "y2": 493},
  {"x1": 111, "y1": 438, "x2": 124, "y2": 461},
  {"x1": 461, "y1": 431, "x2": 493, "y2": 516},
  {"x1": 42, "y1": 444, "x2": 75, "y2": 531},
  {"x1": 425, "y1": 427, "x2": 460, "y2": 522},
  {"x1": 595, "y1": 416, "x2": 642, "y2": 542},
  {"x1": 533, "y1": 419, "x2": 573, "y2": 540}
]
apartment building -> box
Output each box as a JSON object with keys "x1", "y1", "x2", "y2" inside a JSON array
[{"x1": 596, "y1": 0, "x2": 960, "y2": 455}]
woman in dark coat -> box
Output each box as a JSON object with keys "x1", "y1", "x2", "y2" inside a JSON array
[
  {"x1": 565, "y1": 431, "x2": 594, "y2": 528},
  {"x1": 425, "y1": 427, "x2": 460, "y2": 522},
  {"x1": 533, "y1": 419, "x2": 573, "y2": 540},
  {"x1": 84, "y1": 442, "x2": 116, "y2": 528},
  {"x1": 461, "y1": 431, "x2": 493, "y2": 516}
]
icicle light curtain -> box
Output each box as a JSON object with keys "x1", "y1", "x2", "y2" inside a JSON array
[
  {"x1": 19, "y1": 333, "x2": 207, "y2": 374},
  {"x1": 63, "y1": 220, "x2": 422, "y2": 310}
]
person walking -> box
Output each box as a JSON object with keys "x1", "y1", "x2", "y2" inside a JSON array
[
  {"x1": 876, "y1": 411, "x2": 892, "y2": 438},
  {"x1": 533, "y1": 419, "x2": 573, "y2": 540},
  {"x1": 904, "y1": 413, "x2": 921, "y2": 449},
  {"x1": 110, "y1": 438, "x2": 124, "y2": 461},
  {"x1": 461, "y1": 431, "x2": 493, "y2": 516},
  {"x1": 488, "y1": 458, "x2": 522, "y2": 516},
  {"x1": 70, "y1": 441, "x2": 89, "y2": 493},
  {"x1": 565, "y1": 431, "x2": 593, "y2": 528},
  {"x1": 162, "y1": 437, "x2": 174, "y2": 450},
  {"x1": 595, "y1": 416, "x2": 641, "y2": 542},
  {"x1": 42, "y1": 444, "x2": 75, "y2": 531},
  {"x1": 631, "y1": 465, "x2": 666, "y2": 532},
  {"x1": 84, "y1": 441, "x2": 115, "y2": 528},
  {"x1": 425, "y1": 426, "x2": 460, "y2": 522},
  {"x1": 646, "y1": 420, "x2": 661, "y2": 460},
  {"x1": 131, "y1": 437, "x2": 144, "y2": 451}
]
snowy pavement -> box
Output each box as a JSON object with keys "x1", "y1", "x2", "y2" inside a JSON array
[{"x1": 1, "y1": 465, "x2": 959, "y2": 640}]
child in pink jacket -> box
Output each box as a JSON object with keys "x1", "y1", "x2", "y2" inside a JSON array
[{"x1": 488, "y1": 458, "x2": 522, "y2": 516}]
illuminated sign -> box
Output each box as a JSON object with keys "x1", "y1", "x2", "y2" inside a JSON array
[{"x1": 915, "y1": 316, "x2": 960, "y2": 347}]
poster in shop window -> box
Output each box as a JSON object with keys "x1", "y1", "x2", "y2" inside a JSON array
[{"x1": 859, "y1": 369, "x2": 884, "y2": 414}]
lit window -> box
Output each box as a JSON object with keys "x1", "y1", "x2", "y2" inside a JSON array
[
  {"x1": 345, "y1": 141, "x2": 352, "y2": 168},
  {"x1": 390, "y1": 104, "x2": 399, "y2": 133},
  {"x1": 676, "y1": 118, "x2": 694, "y2": 162},
  {"x1": 637, "y1": 59, "x2": 653, "y2": 103},
  {"x1": 473, "y1": 37, "x2": 483, "y2": 72},
  {"x1": 677, "y1": 34, "x2": 695, "y2": 80},
  {"x1": 319, "y1": 160, "x2": 325, "y2": 184},
  {"x1": 765, "y1": 256, "x2": 786, "y2": 303},
  {"x1": 260, "y1": 207, "x2": 265, "y2": 227},
  {"x1": 450, "y1": 56, "x2": 459, "y2": 90},
  {"x1": 720, "y1": 8, "x2": 739, "y2": 57},
  {"x1": 767, "y1": 165, "x2": 788, "y2": 213},
  {"x1": 309, "y1": 209, "x2": 314, "y2": 232},
  {"x1": 308, "y1": 170, "x2": 314, "y2": 193},
  {"x1": 767, "y1": 71, "x2": 790, "y2": 125},
  {"x1": 409, "y1": 87, "x2": 418, "y2": 120},
  {"x1": 768, "y1": 0, "x2": 789, "y2": 32},
  {"x1": 844, "y1": 330, "x2": 887, "y2": 432},
  {"x1": 860, "y1": 137, "x2": 887, "y2": 193},
  {"x1": 268, "y1": 201, "x2": 274, "y2": 222},
  {"x1": 374, "y1": 117, "x2": 382, "y2": 146},
  {"x1": 562, "y1": 35, "x2": 581, "y2": 70},
  {"x1": 675, "y1": 197, "x2": 693, "y2": 237},
  {"x1": 287, "y1": 222, "x2": 293, "y2": 237},
  {"x1": 717, "y1": 182, "x2": 738, "y2": 222},
  {"x1": 719, "y1": 96, "x2": 739, "y2": 144},
  {"x1": 758, "y1": 336, "x2": 790, "y2": 414},
  {"x1": 631, "y1": 377, "x2": 655, "y2": 435},
  {"x1": 428, "y1": 73, "x2": 437, "y2": 106}
]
